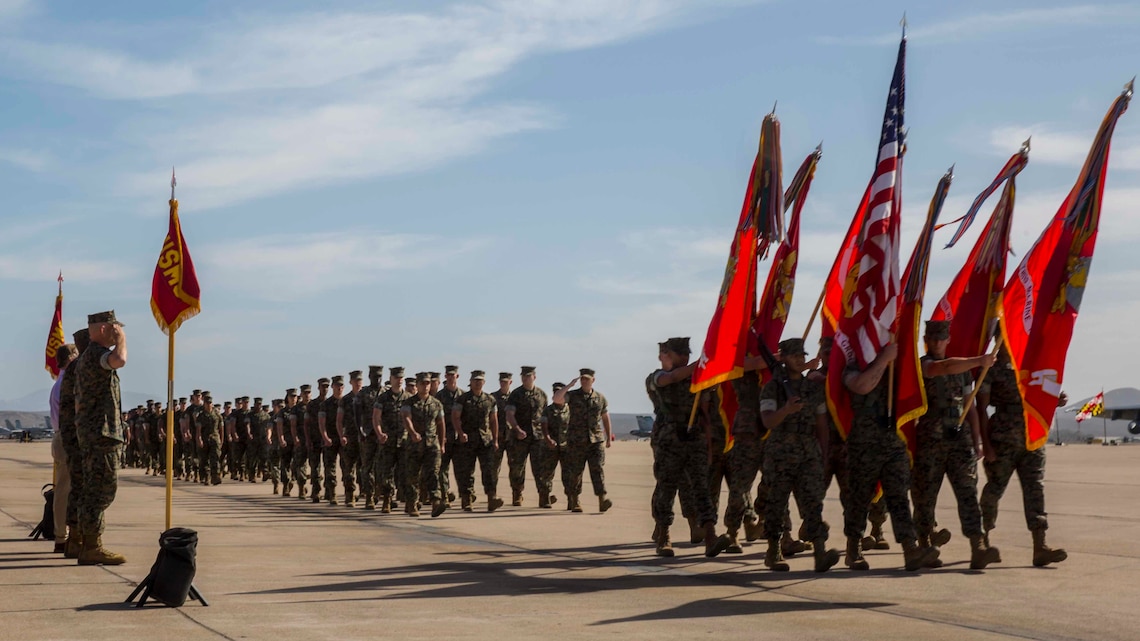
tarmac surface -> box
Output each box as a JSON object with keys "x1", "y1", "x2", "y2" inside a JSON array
[{"x1": 1, "y1": 439, "x2": 1138, "y2": 641}]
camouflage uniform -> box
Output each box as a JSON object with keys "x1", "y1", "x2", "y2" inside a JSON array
[
  {"x1": 912, "y1": 356, "x2": 985, "y2": 539},
  {"x1": 453, "y1": 388, "x2": 500, "y2": 504},
  {"x1": 358, "y1": 372, "x2": 383, "y2": 506},
  {"x1": 306, "y1": 392, "x2": 327, "y2": 500},
  {"x1": 249, "y1": 404, "x2": 271, "y2": 483},
  {"x1": 539, "y1": 398, "x2": 570, "y2": 499},
  {"x1": 842, "y1": 367, "x2": 918, "y2": 543},
  {"x1": 702, "y1": 388, "x2": 735, "y2": 523},
  {"x1": 648, "y1": 370, "x2": 715, "y2": 527},
  {"x1": 402, "y1": 394, "x2": 445, "y2": 504},
  {"x1": 265, "y1": 404, "x2": 281, "y2": 490},
  {"x1": 563, "y1": 388, "x2": 608, "y2": 499},
  {"x1": 724, "y1": 371, "x2": 765, "y2": 532},
  {"x1": 506, "y1": 384, "x2": 550, "y2": 502},
  {"x1": 75, "y1": 342, "x2": 125, "y2": 541},
  {"x1": 435, "y1": 383, "x2": 465, "y2": 501},
  {"x1": 196, "y1": 403, "x2": 223, "y2": 483},
  {"x1": 337, "y1": 385, "x2": 364, "y2": 503},
  {"x1": 321, "y1": 390, "x2": 343, "y2": 502},
  {"x1": 291, "y1": 397, "x2": 309, "y2": 494},
  {"x1": 491, "y1": 380, "x2": 512, "y2": 478},
  {"x1": 759, "y1": 374, "x2": 829, "y2": 541},
  {"x1": 376, "y1": 385, "x2": 412, "y2": 503},
  {"x1": 979, "y1": 359, "x2": 1049, "y2": 533}
]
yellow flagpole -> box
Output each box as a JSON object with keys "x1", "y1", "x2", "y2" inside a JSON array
[{"x1": 165, "y1": 329, "x2": 175, "y2": 531}]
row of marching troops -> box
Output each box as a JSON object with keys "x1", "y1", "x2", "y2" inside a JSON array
[
  {"x1": 122, "y1": 365, "x2": 615, "y2": 518},
  {"x1": 646, "y1": 324, "x2": 1068, "y2": 572}
]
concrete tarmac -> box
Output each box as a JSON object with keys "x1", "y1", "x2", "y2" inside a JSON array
[{"x1": 1, "y1": 440, "x2": 1138, "y2": 641}]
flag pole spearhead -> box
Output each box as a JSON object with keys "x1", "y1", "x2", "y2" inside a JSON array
[
  {"x1": 171, "y1": 166, "x2": 177, "y2": 200},
  {"x1": 770, "y1": 100, "x2": 777, "y2": 116},
  {"x1": 814, "y1": 141, "x2": 823, "y2": 159},
  {"x1": 1125, "y1": 76, "x2": 1135, "y2": 99},
  {"x1": 947, "y1": 163, "x2": 955, "y2": 180},
  {"x1": 1020, "y1": 136, "x2": 1032, "y2": 155},
  {"x1": 900, "y1": 12, "x2": 907, "y2": 38}
]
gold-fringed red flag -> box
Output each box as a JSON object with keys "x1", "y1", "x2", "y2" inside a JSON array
[
  {"x1": 895, "y1": 168, "x2": 953, "y2": 457},
  {"x1": 151, "y1": 173, "x2": 201, "y2": 335},
  {"x1": 820, "y1": 183, "x2": 870, "y2": 342},
  {"x1": 44, "y1": 273, "x2": 65, "y2": 379},
  {"x1": 1001, "y1": 81, "x2": 1131, "y2": 450},
  {"x1": 932, "y1": 145, "x2": 1029, "y2": 359},
  {"x1": 691, "y1": 113, "x2": 783, "y2": 393}
]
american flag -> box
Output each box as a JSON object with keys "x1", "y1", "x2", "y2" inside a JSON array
[{"x1": 842, "y1": 36, "x2": 906, "y2": 368}]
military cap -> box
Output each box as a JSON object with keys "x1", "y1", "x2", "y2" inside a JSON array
[
  {"x1": 349, "y1": 370, "x2": 363, "y2": 381},
  {"x1": 430, "y1": 372, "x2": 441, "y2": 381},
  {"x1": 368, "y1": 365, "x2": 384, "y2": 375},
  {"x1": 72, "y1": 328, "x2": 89, "y2": 343},
  {"x1": 286, "y1": 388, "x2": 297, "y2": 396},
  {"x1": 213, "y1": 404, "x2": 221, "y2": 410},
  {"x1": 470, "y1": 370, "x2": 486, "y2": 380},
  {"x1": 178, "y1": 397, "x2": 187, "y2": 403},
  {"x1": 192, "y1": 389, "x2": 202, "y2": 396},
  {"x1": 241, "y1": 396, "x2": 250, "y2": 402},
  {"x1": 658, "y1": 340, "x2": 667, "y2": 350},
  {"x1": 415, "y1": 372, "x2": 431, "y2": 383},
  {"x1": 234, "y1": 398, "x2": 241, "y2": 404},
  {"x1": 520, "y1": 366, "x2": 537, "y2": 375},
  {"x1": 390, "y1": 367, "x2": 405, "y2": 377},
  {"x1": 331, "y1": 375, "x2": 345, "y2": 385},
  {"x1": 87, "y1": 310, "x2": 123, "y2": 326},
  {"x1": 317, "y1": 377, "x2": 330, "y2": 386},
  {"x1": 662, "y1": 337, "x2": 691, "y2": 354},
  {"x1": 499, "y1": 371, "x2": 513, "y2": 381},
  {"x1": 778, "y1": 338, "x2": 808, "y2": 356},
  {"x1": 202, "y1": 391, "x2": 213, "y2": 400},
  {"x1": 552, "y1": 382, "x2": 566, "y2": 391},
  {"x1": 579, "y1": 368, "x2": 596, "y2": 378},
  {"x1": 299, "y1": 384, "x2": 311, "y2": 392},
  {"x1": 253, "y1": 397, "x2": 263, "y2": 404},
  {"x1": 925, "y1": 320, "x2": 951, "y2": 341},
  {"x1": 445, "y1": 365, "x2": 459, "y2": 374},
  {"x1": 146, "y1": 400, "x2": 154, "y2": 406},
  {"x1": 224, "y1": 401, "x2": 233, "y2": 407},
  {"x1": 201, "y1": 390, "x2": 211, "y2": 397}
]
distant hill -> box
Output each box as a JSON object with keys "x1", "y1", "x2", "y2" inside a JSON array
[
  {"x1": 0, "y1": 411, "x2": 50, "y2": 431},
  {"x1": 0, "y1": 389, "x2": 161, "y2": 412}
]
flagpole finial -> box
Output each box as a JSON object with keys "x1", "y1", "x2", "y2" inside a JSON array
[
  {"x1": 947, "y1": 163, "x2": 956, "y2": 177},
  {"x1": 815, "y1": 141, "x2": 823, "y2": 154},
  {"x1": 770, "y1": 101, "x2": 777, "y2": 116},
  {"x1": 1020, "y1": 136, "x2": 1031, "y2": 154},
  {"x1": 900, "y1": 12, "x2": 907, "y2": 38},
  {"x1": 171, "y1": 166, "x2": 177, "y2": 200},
  {"x1": 1126, "y1": 77, "x2": 1135, "y2": 98}
]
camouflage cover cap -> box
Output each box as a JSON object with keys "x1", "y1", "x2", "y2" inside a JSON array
[
  {"x1": 253, "y1": 397, "x2": 263, "y2": 404},
  {"x1": 499, "y1": 371, "x2": 513, "y2": 381},
  {"x1": 178, "y1": 397, "x2": 187, "y2": 403},
  {"x1": 368, "y1": 365, "x2": 384, "y2": 375},
  {"x1": 925, "y1": 320, "x2": 951, "y2": 341},
  {"x1": 552, "y1": 382, "x2": 566, "y2": 391},
  {"x1": 286, "y1": 388, "x2": 297, "y2": 396},
  {"x1": 778, "y1": 338, "x2": 808, "y2": 356},
  {"x1": 192, "y1": 389, "x2": 202, "y2": 396},
  {"x1": 349, "y1": 370, "x2": 363, "y2": 380},
  {"x1": 470, "y1": 370, "x2": 486, "y2": 380},
  {"x1": 87, "y1": 310, "x2": 124, "y2": 326},
  {"x1": 146, "y1": 400, "x2": 154, "y2": 406},
  {"x1": 202, "y1": 392, "x2": 212, "y2": 401},
  {"x1": 520, "y1": 366, "x2": 537, "y2": 375},
  {"x1": 331, "y1": 375, "x2": 345, "y2": 385},
  {"x1": 390, "y1": 367, "x2": 405, "y2": 377},
  {"x1": 429, "y1": 372, "x2": 441, "y2": 381},
  {"x1": 579, "y1": 368, "x2": 596, "y2": 378},
  {"x1": 241, "y1": 396, "x2": 250, "y2": 402},
  {"x1": 662, "y1": 337, "x2": 691, "y2": 354},
  {"x1": 415, "y1": 372, "x2": 431, "y2": 383},
  {"x1": 299, "y1": 384, "x2": 312, "y2": 393},
  {"x1": 317, "y1": 377, "x2": 330, "y2": 386},
  {"x1": 224, "y1": 401, "x2": 233, "y2": 407},
  {"x1": 445, "y1": 365, "x2": 459, "y2": 374}
]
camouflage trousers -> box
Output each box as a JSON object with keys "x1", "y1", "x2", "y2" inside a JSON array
[
  {"x1": 291, "y1": 442, "x2": 310, "y2": 490},
  {"x1": 493, "y1": 438, "x2": 508, "y2": 479},
  {"x1": 198, "y1": 436, "x2": 222, "y2": 482},
  {"x1": 339, "y1": 440, "x2": 361, "y2": 499},
  {"x1": 763, "y1": 433, "x2": 828, "y2": 541},
  {"x1": 265, "y1": 446, "x2": 280, "y2": 485},
  {"x1": 403, "y1": 443, "x2": 442, "y2": 502},
  {"x1": 563, "y1": 441, "x2": 606, "y2": 497},
  {"x1": 278, "y1": 444, "x2": 294, "y2": 491},
  {"x1": 453, "y1": 441, "x2": 498, "y2": 499},
  {"x1": 322, "y1": 442, "x2": 341, "y2": 499},
  {"x1": 912, "y1": 433, "x2": 984, "y2": 538},
  {"x1": 181, "y1": 439, "x2": 197, "y2": 480},
  {"x1": 307, "y1": 441, "x2": 324, "y2": 498},
  {"x1": 844, "y1": 434, "x2": 916, "y2": 542},
  {"x1": 707, "y1": 438, "x2": 729, "y2": 520},
  {"x1": 981, "y1": 441, "x2": 1048, "y2": 532},
  {"x1": 507, "y1": 435, "x2": 549, "y2": 498},
  {"x1": 62, "y1": 435, "x2": 83, "y2": 529},
  {"x1": 824, "y1": 437, "x2": 887, "y2": 536},
  {"x1": 651, "y1": 429, "x2": 715, "y2": 527},
  {"x1": 724, "y1": 434, "x2": 763, "y2": 530},
  {"x1": 77, "y1": 439, "x2": 122, "y2": 538},
  {"x1": 438, "y1": 444, "x2": 455, "y2": 501},
  {"x1": 536, "y1": 441, "x2": 564, "y2": 496},
  {"x1": 247, "y1": 441, "x2": 266, "y2": 481},
  {"x1": 360, "y1": 438, "x2": 380, "y2": 502},
  {"x1": 378, "y1": 441, "x2": 405, "y2": 500},
  {"x1": 231, "y1": 440, "x2": 248, "y2": 478}
]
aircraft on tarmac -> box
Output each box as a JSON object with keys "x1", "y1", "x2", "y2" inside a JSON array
[{"x1": 630, "y1": 415, "x2": 654, "y2": 440}]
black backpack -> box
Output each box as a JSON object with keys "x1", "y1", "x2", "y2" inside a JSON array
[{"x1": 28, "y1": 483, "x2": 55, "y2": 541}]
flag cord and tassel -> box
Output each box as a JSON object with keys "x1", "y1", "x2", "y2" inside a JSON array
[{"x1": 957, "y1": 334, "x2": 1004, "y2": 427}]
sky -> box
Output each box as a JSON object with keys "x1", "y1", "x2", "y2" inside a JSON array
[{"x1": 0, "y1": 0, "x2": 1137, "y2": 413}]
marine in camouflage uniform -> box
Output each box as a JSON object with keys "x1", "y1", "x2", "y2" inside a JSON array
[
  {"x1": 840, "y1": 342, "x2": 939, "y2": 571},
  {"x1": 196, "y1": 393, "x2": 224, "y2": 485},
  {"x1": 231, "y1": 398, "x2": 251, "y2": 480},
  {"x1": 182, "y1": 390, "x2": 205, "y2": 483},
  {"x1": 336, "y1": 371, "x2": 366, "y2": 507},
  {"x1": 358, "y1": 366, "x2": 384, "y2": 509},
  {"x1": 280, "y1": 389, "x2": 301, "y2": 496},
  {"x1": 647, "y1": 337, "x2": 729, "y2": 558},
  {"x1": 912, "y1": 320, "x2": 1000, "y2": 569},
  {"x1": 978, "y1": 345, "x2": 1067, "y2": 567},
  {"x1": 266, "y1": 399, "x2": 282, "y2": 493},
  {"x1": 172, "y1": 398, "x2": 186, "y2": 480},
  {"x1": 374, "y1": 368, "x2": 410, "y2": 513},
  {"x1": 74, "y1": 311, "x2": 128, "y2": 565},
  {"x1": 320, "y1": 377, "x2": 346, "y2": 505},
  {"x1": 506, "y1": 366, "x2": 552, "y2": 507},
  {"x1": 60, "y1": 328, "x2": 89, "y2": 558},
  {"x1": 435, "y1": 366, "x2": 465, "y2": 505},
  {"x1": 491, "y1": 373, "x2": 513, "y2": 480},
  {"x1": 402, "y1": 373, "x2": 448, "y2": 517},
  {"x1": 451, "y1": 370, "x2": 503, "y2": 512},
  {"x1": 538, "y1": 382, "x2": 569, "y2": 510},
  {"x1": 757, "y1": 338, "x2": 840, "y2": 572},
  {"x1": 306, "y1": 379, "x2": 330, "y2": 502},
  {"x1": 247, "y1": 399, "x2": 269, "y2": 484},
  {"x1": 561, "y1": 369, "x2": 614, "y2": 513}
]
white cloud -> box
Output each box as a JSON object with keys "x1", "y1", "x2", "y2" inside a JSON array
[
  {"x1": 818, "y1": 5, "x2": 1140, "y2": 46},
  {"x1": 0, "y1": 146, "x2": 50, "y2": 171},
  {"x1": 198, "y1": 231, "x2": 487, "y2": 300},
  {"x1": 0, "y1": 253, "x2": 134, "y2": 283},
  {"x1": 989, "y1": 125, "x2": 1140, "y2": 171}
]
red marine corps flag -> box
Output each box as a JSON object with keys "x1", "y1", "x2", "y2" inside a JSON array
[
  {"x1": 895, "y1": 169, "x2": 953, "y2": 456},
  {"x1": 1001, "y1": 81, "x2": 1131, "y2": 451},
  {"x1": 932, "y1": 144, "x2": 1030, "y2": 359},
  {"x1": 826, "y1": 35, "x2": 906, "y2": 437},
  {"x1": 691, "y1": 113, "x2": 783, "y2": 394},
  {"x1": 44, "y1": 272, "x2": 65, "y2": 379},
  {"x1": 151, "y1": 170, "x2": 201, "y2": 335}
]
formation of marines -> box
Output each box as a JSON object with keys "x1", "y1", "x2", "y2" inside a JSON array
[
  {"x1": 646, "y1": 321, "x2": 1068, "y2": 573},
  {"x1": 118, "y1": 366, "x2": 615, "y2": 520}
]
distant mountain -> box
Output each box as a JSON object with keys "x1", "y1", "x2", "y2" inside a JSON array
[{"x1": 0, "y1": 389, "x2": 162, "y2": 412}]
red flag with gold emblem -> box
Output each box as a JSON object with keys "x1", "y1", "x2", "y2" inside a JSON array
[
  {"x1": 691, "y1": 114, "x2": 783, "y2": 393},
  {"x1": 151, "y1": 178, "x2": 201, "y2": 335},
  {"x1": 44, "y1": 273, "x2": 65, "y2": 379},
  {"x1": 1001, "y1": 83, "x2": 1131, "y2": 451}
]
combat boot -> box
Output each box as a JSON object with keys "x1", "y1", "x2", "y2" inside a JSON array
[
  {"x1": 328, "y1": 493, "x2": 339, "y2": 507},
  {"x1": 813, "y1": 539, "x2": 841, "y2": 573},
  {"x1": 538, "y1": 493, "x2": 551, "y2": 509},
  {"x1": 743, "y1": 517, "x2": 762, "y2": 542},
  {"x1": 845, "y1": 536, "x2": 870, "y2": 570},
  {"x1": 704, "y1": 523, "x2": 730, "y2": 558},
  {"x1": 447, "y1": 491, "x2": 457, "y2": 504},
  {"x1": 687, "y1": 517, "x2": 703, "y2": 545},
  {"x1": 570, "y1": 495, "x2": 583, "y2": 513},
  {"x1": 764, "y1": 538, "x2": 790, "y2": 572},
  {"x1": 381, "y1": 496, "x2": 393, "y2": 514},
  {"x1": 1032, "y1": 529, "x2": 1067, "y2": 567},
  {"x1": 78, "y1": 537, "x2": 126, "y2": 566},
  {"x1": 487, "y1": 494, "x2": 503, "y2": 512},
  {"x1": 430, "y1": 498, "x2": 448, "y2": 518},
  {"x1": 724, "y1": 528, "x2": 744, "y2": 554},
  {"x1": 902, "y1": 538, "x2": 941, "y2": 571},
  {"x1": 781, "y1": 531, "x2": 806, "y2": 557},
  {"x1": 211, "y1": 475, "x2": 222, "y2": 486},
  {"x1": 298, "y1": 486, "x2": 307, "y2": 500},
  {"x1": 862, "y1": 522, "x2": 891, "y2": 551},
  {"x1": 461, "y1": 494, "x2": 472, "y2": 512},
  {"x1": 969, "y1": 534, "x2": 1001, "y2": 570},
  {"x1": 64, "y1": 531, "x2": 82, "y2": 559},
  {"x1": 364, "y1": 496, "x2": 375, "y2": 510},
  {"x1": 512, "y1": 489, "x2": 523, "y2": 507},
  {"x1": 651, "y1": 523, "x2": 661, "y2": 544},
  {"x1": 931, "y1": 527, "x2": 952, "y2": 547},
  {"x1": 272, "y1": 481, "x2": 279, "y2": 495},
  {"x1": 655, "y1": 526, "x2": 675, "y2": 557},
  {"x1": 598, "y1": 494, "x2": 613, "y2": 513},
  {"x1": 405, "y1": 501, "x2": 419, "y2": 517},
  {"x1": 344, "y1": 491, "x2": 355, "y2": 508}
]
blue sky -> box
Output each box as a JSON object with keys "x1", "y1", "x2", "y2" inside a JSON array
[{"x1": 0, "y1": 0, "x2": 1137, "y2": 412}]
